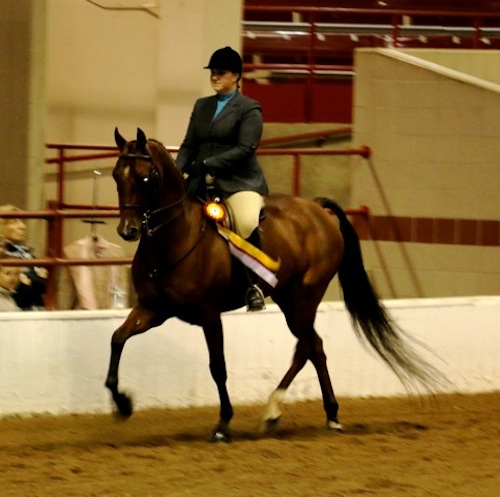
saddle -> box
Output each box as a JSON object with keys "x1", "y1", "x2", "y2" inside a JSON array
[
  {"x1": 199, "y1": 189, "x2": 267, "y2": 231},
  {"x1": 200, "y1": 193, "x2": 280, "y2": 288}
]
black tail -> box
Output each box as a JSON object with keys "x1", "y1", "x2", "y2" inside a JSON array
[{"x1": 315, "y1": 197, "x2": 446, "y2": 393}]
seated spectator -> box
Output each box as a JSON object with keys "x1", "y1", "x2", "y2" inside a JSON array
[
  {"x1": 0, "y1": 255, "x2": 22, "y2": 312},
  {"x1": 0, "y1": 205, "x2": 47, "y2": 310}
]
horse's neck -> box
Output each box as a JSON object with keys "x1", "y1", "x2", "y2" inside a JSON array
[
  {"x1": 147, "y1": 141, "x2": 203, "y2": 235},
  {"x1": 150, "y1": 195, "x2": 200, "y2": 237},
  {"x1": 156, "y1": 152, "x2": 186, "y2": 197},
  {"x1": 137, "y1": 198, "x2": 203, "y2": 273}
]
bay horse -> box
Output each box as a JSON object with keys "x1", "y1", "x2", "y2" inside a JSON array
[{"x1": 106, "y1": 128, "x2": 441, "y2": 442}]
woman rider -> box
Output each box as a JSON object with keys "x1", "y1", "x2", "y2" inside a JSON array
[{"x1": 175, "y1": 46, "x2": 269, "y2": 311}]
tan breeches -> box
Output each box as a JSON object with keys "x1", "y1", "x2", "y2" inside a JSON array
[{"x1": 225, "y1": 191, "x2": 264, "y2": 239}]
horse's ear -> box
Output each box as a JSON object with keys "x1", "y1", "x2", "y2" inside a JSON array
[
  {"x1": 137, "y1": 128, "x2": 147, "y2": 150},
  {"x1": 114, "y1": 127, "x2": 127, "y2": 150}
]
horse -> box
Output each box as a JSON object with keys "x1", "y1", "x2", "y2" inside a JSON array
[{"x1": 106, "y1": 128, "x2": 442, "y2": 442}]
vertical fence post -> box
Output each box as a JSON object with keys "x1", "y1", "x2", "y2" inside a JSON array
[
  {"x1": 57, "y1": 147, "x2": 65, "y2": 208},
  {"x1": 391, "y1": 14, "x2": 402, "y2": 47},
  {"x1": 45, "y1": 201, "x2": 62, "y2": 309},
  {"x1": 293, "y1": 153, "x2": 301, "y2": 196},
  {"x1": 305, "y1": 10, "x2": 316, "y2": 122},
  {"x1": 473, "y1": 17, "x2": 481, "y2": 48}
]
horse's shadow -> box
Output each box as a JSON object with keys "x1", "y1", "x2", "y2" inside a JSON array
[
  {"x1": 98, "y1": 419, "x2": 430, "y2": 448},
  {"x1": 19, "y1": 416, "x2": 430, "y2": 455}
]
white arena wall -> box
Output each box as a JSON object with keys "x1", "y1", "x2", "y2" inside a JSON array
[{"x1": 0, "y1": 296, "x2": 498, "y2": 417}]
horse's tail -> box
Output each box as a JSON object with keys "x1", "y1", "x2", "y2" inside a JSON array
[{"x1": 315, "y1": 197, "x2": 445, "y2": 393}]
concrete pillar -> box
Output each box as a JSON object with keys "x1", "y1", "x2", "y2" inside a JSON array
[{"x1": 0, "y1": 0, "x2": 46, "y2": 213}]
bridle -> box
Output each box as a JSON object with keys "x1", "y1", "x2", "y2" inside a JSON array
[
  {"x1": 118, "y1": 151, "x2": 189, "y2": 237},
  {"x1": 117, "y1": 149, "x2": 207, "y2": 278}
]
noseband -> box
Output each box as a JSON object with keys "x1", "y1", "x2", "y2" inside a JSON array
[{"x1": 118, "y1": 152, "x2": 187, "y2": 236}]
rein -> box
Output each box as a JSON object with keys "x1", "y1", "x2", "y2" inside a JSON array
[
  {"x1": 142, "y1": 193, "x2": 188, "y2": 237},
  {"x1": 147, "y1": 218, "x2": 207, "y2": 279}
]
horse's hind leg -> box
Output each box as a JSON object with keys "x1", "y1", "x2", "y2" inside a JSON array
[
  {"x1": 105, "y1": 303, "x2": 166, "y2": 417},
  {"x1": 263, "y1": 294, "x2": 342, "y2": 432},
  {"x1": 308, "y1": 332, "x2": 342, "y2": 431}
]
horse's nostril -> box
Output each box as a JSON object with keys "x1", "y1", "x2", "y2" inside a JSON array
[
  {"x1": 119, "y1": 225, "x2": 140, "y2": 241},
  {"x1": 129, "y1": 227, "x2": 139, "y2": 236}
]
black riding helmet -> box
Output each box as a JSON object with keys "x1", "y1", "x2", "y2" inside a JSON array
[{"x1": 204, "y1": 46, "x2": 242, "y2": 79}]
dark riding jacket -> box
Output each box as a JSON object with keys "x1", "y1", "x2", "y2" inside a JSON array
[{"x1": 176, "y1": 91, "x2": 269, "y2": 198}]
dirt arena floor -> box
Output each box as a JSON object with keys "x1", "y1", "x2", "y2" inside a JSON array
[{"x1": 0, "y1": 392, "x2": 498, "y2": 497}]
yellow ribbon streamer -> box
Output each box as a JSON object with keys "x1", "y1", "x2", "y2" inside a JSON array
[{"x1": 216, "y1": 225, "x2": 281, "y2": 272}]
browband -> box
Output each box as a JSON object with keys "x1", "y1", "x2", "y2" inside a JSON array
[{"x1": 119, "y1": 153, "x2": 153, "y2": 161}]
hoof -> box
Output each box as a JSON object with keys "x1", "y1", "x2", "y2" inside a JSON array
[
  {"x1": 113, "y1": 392, "x2": 133, "y2": 418},
  {"x1": 262, "y1": 417, "x2": 280, "y2": 433},
  {"x1": 327, "y1": 420, "x2": 343, "y2": 432},
  {"x1": 209, "y1": 430, "x2": 232, "y2": 444},
  {"x1": 260, "y1": 416, "x2": 280, "y2": 433}
]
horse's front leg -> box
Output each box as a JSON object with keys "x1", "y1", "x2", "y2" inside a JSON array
[
  {"x1": 202, "y1": 313, "x2": 233, "y2": 443},
  {"x1": 105, "y1": 303, "x2": 167, "y2": 418}
]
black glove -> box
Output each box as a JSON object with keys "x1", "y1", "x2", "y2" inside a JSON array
[{"x1": 183, "y1": 159, "x2": 207, "y2": 178}]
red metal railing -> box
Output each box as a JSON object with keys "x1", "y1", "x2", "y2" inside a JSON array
[
  {"x1": 259, "y1": 146, "x2": 371, "y2": 197},
  {"x1": 45, "y1": 141, "x2": 370, "y2": 205},
  {"x1": 1, "y1": 141, "x2": 371, "y2": 309},
  {"x1": 243, "y1": 6, "x2": 500, "y2": 53},
  {"x1": 242, "y1": 5, "x2": 500, "y2": 121},
  {"x1": 45, "y1": 144, "x2": 119, "y2": 210}
]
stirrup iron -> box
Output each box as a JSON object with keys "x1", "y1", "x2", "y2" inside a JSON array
[{"x1": 246, "y1": 284, "x2": 266, "y2": 312}]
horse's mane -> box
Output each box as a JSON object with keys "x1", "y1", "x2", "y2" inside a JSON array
[
  {"x1": 126, "y1": 137, "x2": 166, "y2": 151},
  {"x1": 145, "y1": 137, "x2": 184, "y2": 184},
  {"x1": 147, "y1": 138, "x2": 173, "y2": 160}
]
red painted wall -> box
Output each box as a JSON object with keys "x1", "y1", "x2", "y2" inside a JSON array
[{"x1": 243, "y1": 79, "x2": 353, "y2": 123}]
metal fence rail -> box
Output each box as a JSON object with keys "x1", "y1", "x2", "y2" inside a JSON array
[{"x1": 1, "y1": 141, "x2": 371, "y2": 309}]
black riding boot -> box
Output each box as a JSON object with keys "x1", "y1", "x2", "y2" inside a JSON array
[{"x1": 244, "y1": 228, "x2": 266, "y2": 312}]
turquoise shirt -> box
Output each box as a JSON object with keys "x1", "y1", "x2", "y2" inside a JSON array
[{"x1": 213, "y1": 90, "x2": 237, "y2": 119}]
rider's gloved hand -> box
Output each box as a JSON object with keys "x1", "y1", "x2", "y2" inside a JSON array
[{"x1": 183, "y1": 159, "x2": 207, "y2": 179}]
